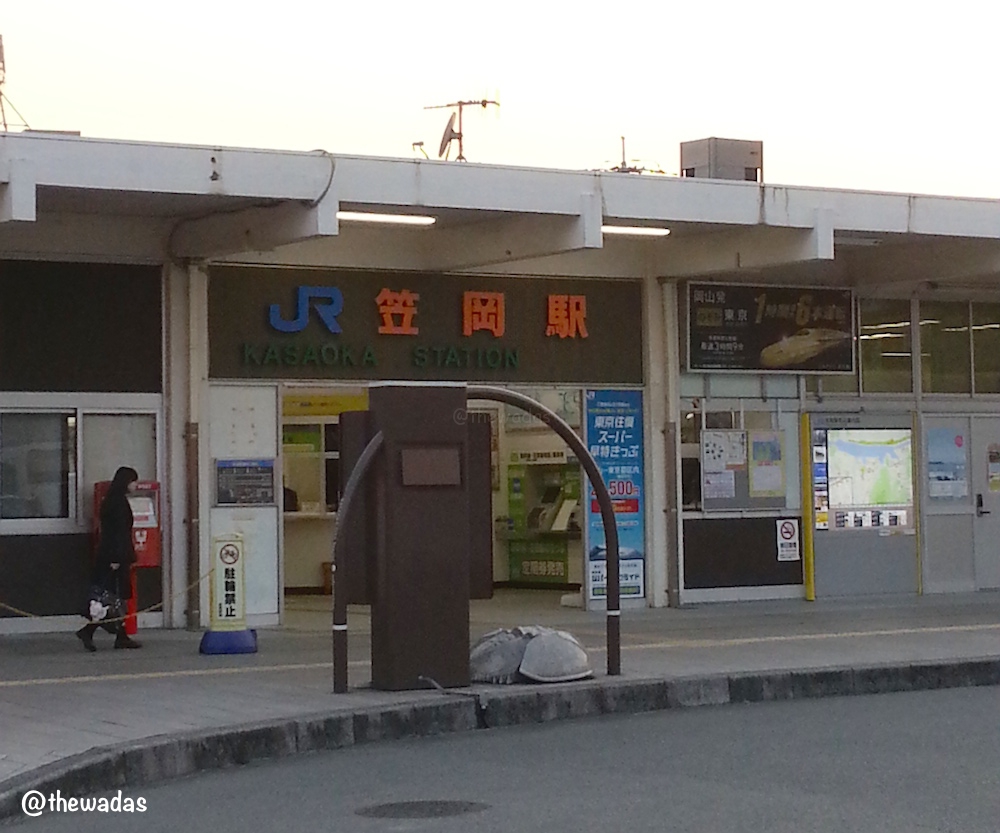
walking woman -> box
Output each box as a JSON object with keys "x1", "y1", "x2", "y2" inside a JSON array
[{"x1": 76, "y1": 466, "x2": 143, "y2": 651}]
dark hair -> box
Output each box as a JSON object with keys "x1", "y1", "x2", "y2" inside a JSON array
[{"x1": 109, "y1": 466, "x2": 139, "y2": 493}]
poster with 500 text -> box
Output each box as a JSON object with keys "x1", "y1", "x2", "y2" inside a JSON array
[{"x1": 584, "y1": 389, "x2": 645, "y2": 601}]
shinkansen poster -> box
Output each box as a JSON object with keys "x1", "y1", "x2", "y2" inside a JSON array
[{"x1": 687, "y1": 283, "x2": 855, "y2": 373}]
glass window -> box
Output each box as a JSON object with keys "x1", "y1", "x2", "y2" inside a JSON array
[
  {"x1": 681, "y1": 458, "x2": 701, "y2": 509},
  {"x1": 973, "y1": 303, "x2": 1000, "y2": 394},
  {"x1": 859, "y1": 300, "x2": 912, "y2": 393},
  {"x1": 744, "y1": 411, "x2": 774, "y2": 431},
  {"x1": 282, "y1": 421, "x2": 344, "y2": 513},
  {"x1": 0, "y1": 413, "x2": 76, "y2": 519},
  {"x1": 81, "y1": 414, "x2": 156, "y2": 531},
  {"x1": 920, "y1": 301, "x2": 971, "y2": 394},
  {"x1": 325, "y1": 458, "x2": 340, "y2": 511},
  {"x1": 680, "y1": 410, "x2": 700, "y2": 445},
  {"x1": 705, "y1": 411, "x2": 737, "y2": 430},
  {"x1": 807, "y1": 371, "x2": 858, "y2": 395}
]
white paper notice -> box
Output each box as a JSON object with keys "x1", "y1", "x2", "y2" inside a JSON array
[
  {"x1": 702, "y1": 431, "x2": 747, "y2": 473},
  {"x1": 750, "y1": 463, "x2": 783, "y2": 496},
  {"x1": 703, "y1": 470, "x2": 736, "y2": 500}
]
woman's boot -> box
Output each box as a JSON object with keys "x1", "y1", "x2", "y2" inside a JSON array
[
  {"x1": 114, "y1": 624, "x2": 141, "y2": 649},
  {"x1": 75, "y1": 624, "x2": 98, "y2": 652}
]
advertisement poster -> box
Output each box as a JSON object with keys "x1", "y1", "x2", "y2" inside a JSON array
[
  {"x1": 584, "y1": 390, "x2": 645, "y2": 601},
  {"x1": 990, "y1": 445, "x2": 1000, "y2": 492},
  {"x1": 925, "y1": 427, "x2": 968, "y2": 499},
  {"x1": 749, "y1": 431, "x2": 786, "y2": 497},
  {"x1": 813, "y1": 429, "x2": 830, "y2": 530},
  {"x1": 688, "y1": 283, "x2": 854, "y2": 373}
]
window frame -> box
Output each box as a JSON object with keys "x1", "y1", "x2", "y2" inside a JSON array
[{"x1": 0, "y1": 393, "x2": 161, "y2": 537}]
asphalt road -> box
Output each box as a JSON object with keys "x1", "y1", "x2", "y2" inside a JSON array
[{"x1": 12, "y1": 686, "x2": 1000, "y2": 832}]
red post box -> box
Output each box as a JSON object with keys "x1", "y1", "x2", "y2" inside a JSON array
[{"x1": 93, "y1": 480, "x2": 162, "y2": 635}]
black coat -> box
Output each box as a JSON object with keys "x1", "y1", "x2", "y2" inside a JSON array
[{"x1": 93, "y1": 488, "x2": 136, "y2": 599}]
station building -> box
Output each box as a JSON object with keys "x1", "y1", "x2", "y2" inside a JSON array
[{"x1": 2, "y1": 131, "x2": 999, "y2": 633}]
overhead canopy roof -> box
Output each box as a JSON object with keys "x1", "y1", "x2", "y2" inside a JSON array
[{"x1": 2, "y1": 132, "x2": 1000, "y2": 292}]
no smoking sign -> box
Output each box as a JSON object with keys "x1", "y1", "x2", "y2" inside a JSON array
[{"x1": 776, "y1": 519, "x2": 801, "y2": 562}]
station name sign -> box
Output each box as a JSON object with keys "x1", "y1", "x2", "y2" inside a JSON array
[
  {"x1": 686, "y1": 282, "x2": 855, "y2": 374},
  {"x1": 209, "y1": 267, "x2": 644, "y2": 385}
]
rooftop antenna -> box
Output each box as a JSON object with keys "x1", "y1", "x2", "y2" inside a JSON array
[
  {"x1": 607, "y1": 136, "x2": 666, "y2": 175},
  {"x1": 424, "y1": 98, "x2": 499, "y2": 162},
  {"x1": 611, "y1": 136, "x2": 641, "y2": 174},
  {"x1": 0, "y1": 36, "x2": 31, "y2": 132}
]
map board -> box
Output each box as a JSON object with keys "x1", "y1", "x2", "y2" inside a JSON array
[{"x1": 816, "y1": 428, "x2": 913, "y2": 531}]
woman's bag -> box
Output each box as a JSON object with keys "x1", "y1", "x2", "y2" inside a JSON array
[{"x1": 86, "y1": 584, "x2": 123, "y2": 623}]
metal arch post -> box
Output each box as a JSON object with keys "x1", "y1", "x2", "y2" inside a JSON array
[
  {"x1": 332, "y1": 430, "x2": 384, "y2": 693},
  {"x1": 467, "y1": 385, "x2": 622, "y2": 676}
]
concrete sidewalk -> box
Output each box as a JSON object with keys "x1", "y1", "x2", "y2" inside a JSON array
[{"x1": 2, "y1": 589, "x2": 1000, "y2": 819}]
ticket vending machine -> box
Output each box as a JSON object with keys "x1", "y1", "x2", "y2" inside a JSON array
[{"x1": 93, "y1": 480, "x2": 162, "y2": 635}]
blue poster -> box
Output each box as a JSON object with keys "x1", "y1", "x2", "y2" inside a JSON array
[{"x1": 584, "y1": 389, "x2": 645, "y2": 600}]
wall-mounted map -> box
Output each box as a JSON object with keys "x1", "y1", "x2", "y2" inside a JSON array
[{"x1": 826, "y1": 429, "x2": 912, "y2": 510}]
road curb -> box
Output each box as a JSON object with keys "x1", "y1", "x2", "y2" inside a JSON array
[{"x1": 3, "y1": 657, "x2": 1000, "y2": 822}]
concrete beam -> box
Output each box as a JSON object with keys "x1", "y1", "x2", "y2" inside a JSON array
[
  {"x1": 0, "y1": 158, "x2": 36, "y2": 222},
  {"x1": 655, "y1": 219, "x2": 835, "y2": 278},
  {"x1": 0, "y1": 212, "x2": 165, "y2": 262},
  {"x1": 420, "y1": 193, "x2": 602, "y2": 271},
  {"x1": 0, "y1": 133, "x2": 333, "y2": 200},
  {"x1": 168, "y1": 199, "x2": 339, "y2": 260}
]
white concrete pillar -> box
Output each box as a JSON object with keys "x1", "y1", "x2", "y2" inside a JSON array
[
  {"x1": 163, "y1": 261, "x2": 191, "y2": 628},
  {"x1": 643, "y1": 273, "x2": 669, "y2": 607}
]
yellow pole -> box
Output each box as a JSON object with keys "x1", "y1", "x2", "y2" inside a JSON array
[
  {"x1": 913, "y1": 412, "x2": 923, "y2": 595},
  {"x1": 800, "y1": 412, "x2": 816, "y2": 601}
]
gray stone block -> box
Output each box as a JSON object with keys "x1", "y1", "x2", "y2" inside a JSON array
[
  {"x1": 188, "y1": 721, "x2": 298, "y2": 771},
  {"x1": 667, "y1": 677, "x2": 730, "y2": 708},
  {"x1": 728, "y1": 673, "x2": 768, "y2": 703},
  {"x1": 122, "y1": 738, "x2": 196, "y2": 786},
  {"x1": 46, "y1": 750, "x2": 126, "y2": 800},
  {"x1": 786, "y1": 669, "x2": 855, "y2": 699},
  {"x1": 294, "y1": 713, "x2": 355, "y2": 753},
  {"x1": 854, "y1": 664, "x2": 918, "y2": 695},
  {"x1": 353, "y1": 700, "x2": 477, "y2": 744},
  {"x1": 479, "y1": 692, "x2": 543, "y2": 727}
]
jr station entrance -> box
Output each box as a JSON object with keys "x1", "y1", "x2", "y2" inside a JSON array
[{"x1": 203, "y1": 265, "x2": 650, "y2": 627}]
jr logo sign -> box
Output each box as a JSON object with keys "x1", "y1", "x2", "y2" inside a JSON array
[{"x1": 269, "y1": 286, "x2": 344, "y2": 333}]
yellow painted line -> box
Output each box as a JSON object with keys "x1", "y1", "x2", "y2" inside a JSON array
[
  {"x1": 586, "y1": 622, "x2": 1000, "y2": 653},
  {"x1": 0, "y1": 660, "x2": 370, "y2": 689}
]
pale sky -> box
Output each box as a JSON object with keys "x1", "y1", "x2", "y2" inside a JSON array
[{"x1": 4, "y1": 0, "x2": 1000, "y2": 198}]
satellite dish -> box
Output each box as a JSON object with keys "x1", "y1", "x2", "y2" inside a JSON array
[{"x1": 438, "y1": 111, "x2": 460, "y2": 159}]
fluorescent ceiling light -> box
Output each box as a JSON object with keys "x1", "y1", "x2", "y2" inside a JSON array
[
  {"x1": 336, "y1": 211, "x2": 436, "y2": 226},
  {"x1": 601, "y1": 225, "x2": 671, "y2": 237},
  {"x1": 861, "y1": 321, "x2": 911, "y2": 330}
]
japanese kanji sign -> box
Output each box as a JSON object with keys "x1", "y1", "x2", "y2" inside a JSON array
[
  {"x1": 584, "y1": 389, "x2": 645, "y2": 601},
  {"x1": 546, "y1": 294, "x2": 588, "y2": 338},
  {"x1": 463, "y1": 291, "x2": 506, "y2": 337},
  {"x1": 208, "y1": 267, "x2": 643, "y2": 384},
  {"x1": 687, "y1": 282, "x2": 855, "y2": 373},
  {"x1": 210, "y1": 535, "x2": 246, "y2": 632},
  {"x1": 375, "y1": 288, "x2": 420, "y2": 335}
]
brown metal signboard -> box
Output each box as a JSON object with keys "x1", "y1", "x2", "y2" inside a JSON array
[
  {"x1": 686, "y1": 282, "x2": 855, "y2": 373},
  {"x1": 208, "y1": 267, "x2": 644, "y2": 385}
]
